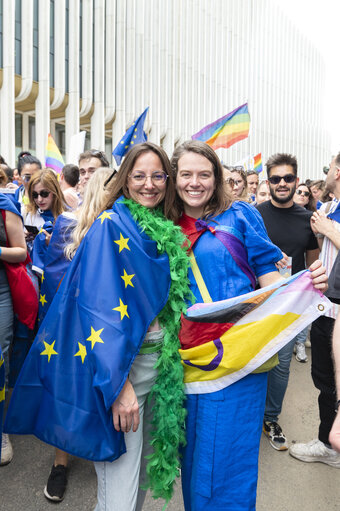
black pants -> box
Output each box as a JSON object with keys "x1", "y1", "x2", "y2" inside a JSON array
[{"x1": 311, "y1": 316, "x2": 336, "y2": 445}]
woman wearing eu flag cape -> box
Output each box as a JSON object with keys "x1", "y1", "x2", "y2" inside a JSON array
[
  {"x1": 5, "y1": 142, "x2": 191, "y2": 510},
  {"x1": 170, "y1": 140, "x2": 328, "y2": 511}
]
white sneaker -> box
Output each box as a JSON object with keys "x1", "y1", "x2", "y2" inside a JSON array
[
  {"x1": 289, "y1": 439, "x2": 340, "y2": 468},
  {"x1": 0, "y1": 433, "x2": 13, "y2": 466},
  {"x1": 295, "y1": 342, "x2": 308, "y2": 363}
]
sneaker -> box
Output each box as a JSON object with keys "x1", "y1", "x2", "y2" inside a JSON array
[
  {"x1": 295, "y1": 342, "x2": 308, "y2": 363},
  {"x1": 0, "y1": 433, "x2": 13, "y2": 466},
  {"x1": 44, "y1": 464, "x2": 68, "y2": 502},
  {"x1": 289, "y1": 439, "x2": 340, "y2": 468},
  {"x1": 263, "y1": 421, "x2": 288, "y2": 450}
]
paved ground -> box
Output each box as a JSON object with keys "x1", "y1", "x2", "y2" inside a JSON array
[{"x1": 1, "y1": 347, "x2": 340, "y2": 510}]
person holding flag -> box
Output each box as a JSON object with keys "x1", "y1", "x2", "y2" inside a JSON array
[
  {"x1": 169, "y1": 140, "x2": 328, "y2": 511},
  {"x1": 5, "y1": 142, "x2": 191, "y2": 510}
]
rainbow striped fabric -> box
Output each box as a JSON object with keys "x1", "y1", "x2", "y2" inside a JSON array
[
  {"x1": 45, "y1": 134, "x2": 65, "y2": 174},
  {"x1": 254, "y1": 152, "x2": 262, "y2": 172},
  {"x1": 192, "y1": 103, "x2": 250, "y2": 150},
  {"x1": 179, "y1": 270, "x2": 330, "y2": 394}
]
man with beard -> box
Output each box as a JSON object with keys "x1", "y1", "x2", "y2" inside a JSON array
[
  {"x1": 289, "y1": 152, "x2": 340, "y2": 467},
  {"x1": 256, "y1": 153, "x2": 319, "y2": 451}
]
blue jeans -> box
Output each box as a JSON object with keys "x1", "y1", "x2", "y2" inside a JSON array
[
  {"x1": 264, "y1": 327, "x2": 308, "y2": 423},
  {"x1": 0, "y1": 268, "x2": 13, "y2": 387}
]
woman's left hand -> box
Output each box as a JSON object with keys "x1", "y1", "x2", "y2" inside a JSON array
[
  {"x1": 41, "y1": 229, "x2": 52, "y2": 246},
  {"x1": 308, "y1": 259, "x2": 328, "y2": 292}
]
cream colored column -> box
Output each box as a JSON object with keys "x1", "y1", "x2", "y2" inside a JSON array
[
  {"x1": 35, "y1": 0, "x2": 50, "y2": 164},
  {"x1": 90, "y1": 0, "x2": 105, "y2": 150},
  {"x1": 15, "y1": 0, "x2": 33, "y2": 103},
  {"x1": 0, "y1": 0, "x2": 15, "y2": 165}
]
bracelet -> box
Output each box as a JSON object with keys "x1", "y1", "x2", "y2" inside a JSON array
[
  {"x1": 337, "y1": 399, "x2": 340, "y2": 410},
  {"x1": 315, "y1": 233, "x2": 324, "y2": 239},
  {"x1": 0, "y1": 246, "x2": 2, "y2": 257}
]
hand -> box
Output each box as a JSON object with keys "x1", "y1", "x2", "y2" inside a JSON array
[
  {"x1": 41, "y1": 229, "x2": 52, "y2": 246},
  {"x1": 330, "y1": 411, "x2": 340, "y2": 453},
  {"x1": 111, "y1": 379, "x2": 139, "y2": 433},
  {"x1": 275, "y1": 251, "x2": 289, "y2": 270},
  {"x1": 308, "y1": 259, "x2": 328, "y2": 292},
  {"x1": 6, "y1": 182, "x2": 18, "y2": 190},
  {"x1": 311, "y1": 211, "x2": 333, "y2": 237}
]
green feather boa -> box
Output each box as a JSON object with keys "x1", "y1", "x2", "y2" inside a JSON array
[{"x1": 124, "y1": 198, "x2": 192, "y2": 505}]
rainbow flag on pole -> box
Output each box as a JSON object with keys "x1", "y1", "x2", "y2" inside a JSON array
[
  {"x1": 254, "y1": 152, "x2": 262, "y2": 173},
  {"x1": 45, "y1": 134, "x2": 65, "y2": 174},
  {"x1": 179, "y1": 270, "x2": 330, "y2": 394},
  {"x1": 192, "y1": 103, "x2": 250, "y2": 150},
  {"x1": 235, "y1": 152, "x2": 263, "y2": 173}
]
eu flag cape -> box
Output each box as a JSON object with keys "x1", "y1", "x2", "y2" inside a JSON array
[
  {"x1": 5, "y1": 199, "x2": 172, "y2": 461},
  {"x1": 179, "y1": 271, "x2": 331, "y2": 394}
]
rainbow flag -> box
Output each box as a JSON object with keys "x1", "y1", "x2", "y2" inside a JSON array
[
  {"x1": 45, "y1": 134, "x2": 65, "y2": 174},
  {"x1": 179, "y1": 270, "x2": 331, "y2": 394},
  {"x1": 192, "y1": 103, "x2": 250, "y2": 150},
  {"x1": 254, "y1": 152, "x2": 262, "y2": 173}
]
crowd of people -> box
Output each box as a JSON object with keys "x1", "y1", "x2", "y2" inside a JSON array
[{"x1": 0, "y1": 142, "x2": 338, "y2": 511}]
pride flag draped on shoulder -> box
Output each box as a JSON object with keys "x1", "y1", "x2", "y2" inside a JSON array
[
  {"x1": 192, "y1": 103, "x2": 250, "y2": 150},
  {"x1": 179, "y1": 271, "x2": 331, "y2": 394},
  {"x1": 5, "y1": 199, "x2": 171, "y2": 462}
]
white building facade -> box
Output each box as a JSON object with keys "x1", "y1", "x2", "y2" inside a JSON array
[{"x1": 0, "y1": 0, "x2": 331, "y2": 179}]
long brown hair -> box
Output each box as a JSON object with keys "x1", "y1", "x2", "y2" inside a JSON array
[
  {"x1": 169, "y1": 140, "x2": 232, "y2": 222},
  {"x1": 27, "y1": 168, "x2": 66, "y2": 219},
  {"x1": 103, "y1": 142, "x2": 176, "y2": 218}
]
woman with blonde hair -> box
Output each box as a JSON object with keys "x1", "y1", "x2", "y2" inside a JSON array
[
  {"x1": 230, "y1": 166, "x2": 250, "y2": 201},
  {"x1": 42, "y1": 167, "x2": 114, "y2": 502}
]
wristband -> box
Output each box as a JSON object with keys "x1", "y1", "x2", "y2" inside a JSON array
[
  {"x1": 337, "y1": 399, "x2": 340, "y2": 410},
  {"x1": 0, "y1": 246, "x2": 2, "y2": 257}
]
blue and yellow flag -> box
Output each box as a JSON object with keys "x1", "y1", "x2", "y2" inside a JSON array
[
  {"x1": 5, "y1": 199, "x2": 171, "y2": 461},
  {"x1": 179, "y1": 271, "x2": 331, "y2": 394},
  {"x1": 112, "y1": 107, "x2": 149, "y2": 165}
]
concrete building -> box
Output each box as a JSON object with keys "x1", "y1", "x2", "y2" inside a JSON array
[{"x1": 0, "y1": 0, "x2": 331, "y2": 178}]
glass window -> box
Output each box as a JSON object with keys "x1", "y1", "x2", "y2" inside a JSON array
[
  {"x1": 15, "y1": 0, "x2": 22, "y2": 75},
  {"x1": 33, "y1": 0, "x2": 38, "y2": 81},
  {"x1": 29, "y1": 116, "x2": 36, "y2": 151},
  {"x1": 15, "y1": 113, "x2": 23, "y2": 152},
  {"x1": 49, "y1": 0, "x2": 55, "y2": 86},
  {"x1": 105, "y1": 137, "x2": 112, "y2": 164},
  {"x1": 55, "y1": 123, "x2": 66, "y2": 158}
]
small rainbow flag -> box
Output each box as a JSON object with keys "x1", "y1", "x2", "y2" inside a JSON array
[
  {"x1": 45, "y1": 134, "x2": 65, "y2": 174},
  {"x1": 192, "y1": 103, "x2": 250, "y2": 150},
  {"x1": 254, "y1": 152, "x2": 262, "y2": 173}
]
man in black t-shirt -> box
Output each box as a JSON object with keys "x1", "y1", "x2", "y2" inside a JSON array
[{"x1": 257, "y1": 153, "x2": 319, "y2": 451}]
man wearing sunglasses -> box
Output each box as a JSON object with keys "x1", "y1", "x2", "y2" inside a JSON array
[{"x1": 257, "y1": 153, "x2": 319, "y2": 452}]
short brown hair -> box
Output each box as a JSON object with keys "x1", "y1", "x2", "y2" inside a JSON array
[
  {"x1": 170, "y1": 140, "x2": 231, "y2": 221},
  {"x1": 266, "y1": 153, "x2": 298, "y2": 177},
  {"x1": 78, "y1": 150, "x2": 109, "y2": 167}
]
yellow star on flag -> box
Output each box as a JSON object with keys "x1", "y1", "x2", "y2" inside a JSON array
[
  {"x1": 98, "y1": 211, "x2": 114, "y2": 224},
  {"x1": 0, "y1": 356, "x2": 3, "y2": 368},
  {"x1": 86, "y1": 327, "x2": 104, "y2": 349},
  {"x1": 40, "y1": 294, "x2": 47, "y2": 306},
  {"x1": 0, "y1": 386, "x2": 5, "y2": 402},
  {"x1": 121, "y1": 269, "x2": 135, "y2": 288},
  {"x1": 38, "y1": 227, "x2": 44, "y2": 234},
  {"x1": 40, "y1": 340, "x2": 58, "y2": 362},
  {"x1": 114, "y1": 233, "x2": 130, "y2": 253},
  {"x1": 113, "y1": 298, "x2": 129, "y2": 320},
  {"x1": 74, "y1": 342, "x2": 87, "y2": 363},
  {"x1": 41, "y1": 271, "x2": 45, "y2": 283}
]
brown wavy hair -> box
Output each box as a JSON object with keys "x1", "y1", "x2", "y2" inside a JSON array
[
  {"x1": 27, "y1": 168, "x2": 66, "y2": 219},
  {"x1": 102, "y1": 142, "x2": 176, "y2": 218},
  {"x1": 169, "y1": 140, "x2": 232, "y2": 222}
]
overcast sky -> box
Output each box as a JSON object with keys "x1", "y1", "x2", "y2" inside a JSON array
[{"x1": 277, "y1": 0, "x2": 340, "y2": 155}]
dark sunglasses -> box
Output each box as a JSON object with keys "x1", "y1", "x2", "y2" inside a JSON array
[
  {"x1": 32, "y1": 190, "x2": 51, "y2": 199},
  {"x1": 268, "y1": 174, "x2": 296, "y2": 185},
  {"x1": 296, "y1": 189, "x2": 310, "y2": 197}
]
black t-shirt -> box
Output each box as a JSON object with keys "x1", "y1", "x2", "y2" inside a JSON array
[
  {"x1": 326, "y1": 251, "x2": 340, "y2": 304},
  {"x1": 256, "y1": 201, "x2": 318, "y2": 275}
]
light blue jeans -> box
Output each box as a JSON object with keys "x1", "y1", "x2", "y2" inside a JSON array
[
  {"x1": 94, "y1": 332, "x2": 161, "y2": 511},
  {"x1": 264, "y1": 327, "x2": 309, "y2": 423}
]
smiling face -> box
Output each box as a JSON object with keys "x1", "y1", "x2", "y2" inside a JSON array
[
  {"x1": 176, "y1": 152, "x2": 215, "y2": 218},
  {"x1": 127, "y1": 151, "x2": 167, "y2": 208},
  {"x1": 32, "y1": 182, "x2": 54, "y2": 211},
  {"x1": 267, "y1": 164, "x2": 298, "y2": 207}
]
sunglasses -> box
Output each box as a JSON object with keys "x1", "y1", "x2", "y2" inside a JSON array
[
  {"x1": 32, "y1": 190, "x2": 51, "y2": 199},
  {"x1": 296, "y1": 189, "x2": 310, "y2": 198},
  {"x1": 225, "y1": 177, "x2": 235, "y2": 186},
  {"x1": 268, "y1": 174, "x2": 296, "y2": 185}
]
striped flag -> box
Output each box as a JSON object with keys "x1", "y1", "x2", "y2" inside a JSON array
[
  {"x1": 179, "y1": 270, "x2": 331, "y2": 394},
  {"x1": 235, "y1": 152, "x2": 263, "y2": 173},
  {"x1": 45, "y1": 134, "x2": 65, "y2": 175},
  {"x1": 192, "y1": 103, "x2": 250, "y2": 150}
]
